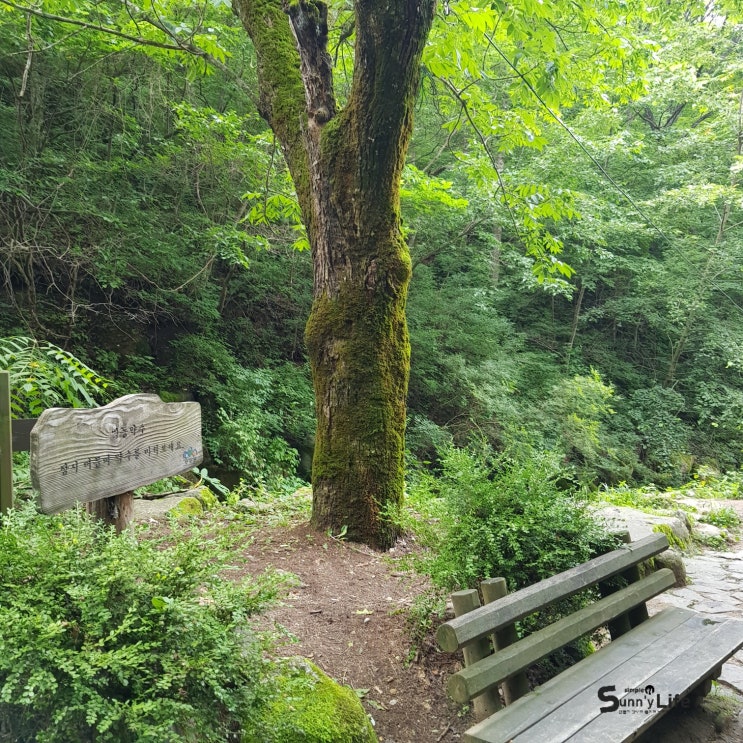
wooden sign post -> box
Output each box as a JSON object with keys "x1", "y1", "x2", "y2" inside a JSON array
[
  {"x1": 31, "y1": 394, "x2": 202, "y2": 531},
  {"x1": 0, "y1": 371, "x2": 12, "y2": 514}
]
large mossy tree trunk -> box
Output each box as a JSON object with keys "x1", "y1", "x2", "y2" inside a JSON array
[{"x1": 233, "y1": 0, "x2": 435, "y2": 548}]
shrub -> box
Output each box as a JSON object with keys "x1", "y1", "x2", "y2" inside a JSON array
[
  {"x1": 0, "y1": 336, "x2": 110, "y2": 417},
  {"x1": 626, "y1": 386, "x2": 690, "y2": 483},
  {"x1": 414, "y1": 447, "x2": 614, "y2": 592},
  {"x1": 167, "y1": 336, "x2": 310, "y2": 488},
  {"x1": 408, "y1": 447, "x2": 619, "y2": 681},
  {"x1": 701, "y1": 507, "x2": 741, "y2": 531},
  {"x1": 0, "y1": 504, "x2": 286, "y2": 742}
]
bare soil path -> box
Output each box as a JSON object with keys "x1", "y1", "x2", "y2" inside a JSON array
[
  {"x1": 133, "y1": 495, "x2": 743, "y2": 742},
  {"x1": 232, "y1": 519, "x2": 743, "y2": 743}
]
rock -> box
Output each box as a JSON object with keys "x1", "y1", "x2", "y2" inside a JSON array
[
  {"x1": 133, "y1": 488, "x2": 217, "y2": 521},
  {"x1": 243, "y1": 658, "x2": 377, "y2": 743},
  {"x1": 193, "y1": 486, "x2": 219, "y2": 509},
  {"x1": 674, "y1": 509, "x2": 693, "y2": 532},
  {"x1": 654, "y1": 548, "x2": 687, "y2": 587},
  {"x1": 596, "y1": 506, "x2": 691, "y2": 548},
  {"x1": 235, "y1": 498, "x2": 272, "y2": 514},
  {"x1": 694, "y1": 522, "x2": 725, "y2": 541},
  {"x1": 167, "y1": 496, "x2": 203, "y2": 517}
]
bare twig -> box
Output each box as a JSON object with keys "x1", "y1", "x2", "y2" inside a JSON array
[{"x1": 19, "y1": 12, "x2": 32, "y2": 98}]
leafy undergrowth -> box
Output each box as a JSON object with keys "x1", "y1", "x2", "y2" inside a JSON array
[
  {"x1": 0, "y1": 503, "x2": 291, "y2": 743},
  {"x1": 597, "y1": 474, "x2": 743, "y2": 548}
]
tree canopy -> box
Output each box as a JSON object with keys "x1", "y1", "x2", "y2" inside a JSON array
[{"x1": 1, "y1": 0, "x2": 742, "y2": 541}]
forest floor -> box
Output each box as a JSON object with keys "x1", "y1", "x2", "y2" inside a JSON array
[
  {"x1": 135, "y1": 495, "x2": 743, "y2": 742},
  {"x1": 232, "y1": 518, "x2": 743, "y2": 743}
]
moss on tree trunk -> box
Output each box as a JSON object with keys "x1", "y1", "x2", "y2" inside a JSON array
[
  {"x1": 233, "y1": 0, "x2": 435, "y2": 548},
  {"x1": 305, "y1": 194, "x2": 412, "y2": 547}
]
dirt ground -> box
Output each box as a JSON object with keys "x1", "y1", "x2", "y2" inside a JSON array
[{"x1": 231, "y1": 520, "x2": 743, "y2": 743}]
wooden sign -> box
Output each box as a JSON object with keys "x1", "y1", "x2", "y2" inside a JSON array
[
  {"x1": 31, "y1": 394, "x2": 202, "y2": 514},
  {"x1": 0, "y1": 371, "x2": 12, "y2": 514}
]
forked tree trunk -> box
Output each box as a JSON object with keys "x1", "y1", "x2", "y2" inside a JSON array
[{"x1": 233, "y1": 0, "x2": 435, "y2": 547}]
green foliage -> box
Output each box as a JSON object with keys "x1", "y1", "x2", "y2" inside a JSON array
[
  {"x1": 167, "y1": 335, "x2": 311, "y2": 488},
  {"x1": 1, "y1": 0, "x2": 743, "y2": 498},
  {"x1": 543, "y1": 370, "x2": 620, "y2": 481},
  {"x1": 597, "y1": 482, "x2": 682, "y2": 515},
  {"x1": 0, "y1": 337, "x2": 110, "y2": 417},
  {"x1": 406, "y1": 446, "x2": 618, "y2": 678},
  {"x1": 700, "y1": 507, "x2": 741, "y2": 531},
  {"x1": 0, "y1": 504, "x2": 289, "y2": 742},
  {"x1": 410, "y1": 446, "x2": 613, "y2": 592},
  {"x1": 626, "y1": 386, "x2": 689, "y2": 480}
]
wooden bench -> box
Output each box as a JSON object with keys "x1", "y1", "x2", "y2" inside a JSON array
[{"x1": 436, "y1": 533, "x2": 743, "y2": 743}]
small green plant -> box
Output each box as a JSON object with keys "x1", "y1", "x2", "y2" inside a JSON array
[
  {"x1": 0, "y1": 503, "x2": 290, "y2": 742},
  {"x1": 404, "y1": 591, "x2": 447, "y2": 664},
  {"x1": 10, "y1": 452, "x2": 31, "y2": 500},
  {"x1": 700, "y1": 507, "x2": 741, "y2": 530},
  {"x1": 327, "y1": 525, "x2": 348, "y2": 541},
  {"x1": 192, "y1": 466, "x2": 231, "y2": 497},
  {"x1": 0, "y1": 336, "x2": 110, "y2": 417}
]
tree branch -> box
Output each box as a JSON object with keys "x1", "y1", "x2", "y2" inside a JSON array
[
  {"x1": 19, "y1": 11, "x2": 32, "y2": 98},
  {"x1": 232, "y1": 0, "x2": 311, "y2": 217},
  {"x1": 0, "y1": 0, "x2": 258, "y2": 105},
  {"x1": 285, "y1": 0, "x2": 336, "y2": 125},
  {"x1": 0, "y1": 0, "x2": 189, "y2": 52}
]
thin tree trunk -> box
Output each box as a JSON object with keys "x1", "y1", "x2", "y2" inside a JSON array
[{"x1": 565, "y1": 283, "x2": 585, "y2": 368}]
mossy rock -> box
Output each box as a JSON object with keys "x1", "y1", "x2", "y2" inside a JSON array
[
  {"x1": 167, "y1": 496, "x2": 203, "y2": 517},
  {"x1": 193, "y1": 486, "x2": 219, "y2": 509},
  {"x1": 243, "y1": 658, "x2": 377, "y2": 743},
  {"x1": 652, "y1": 523, "x2": 690, "y2": 550}
]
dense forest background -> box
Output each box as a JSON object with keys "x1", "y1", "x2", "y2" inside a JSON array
[{"x1": 1, "y1": 0, "x2": 742, "y2": 492}]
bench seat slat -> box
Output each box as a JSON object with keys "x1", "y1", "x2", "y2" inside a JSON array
[
  {"x1": 464, "y1": 610, "x2": 743, "y2": 743},
  {"x1": 438, "y1": 534, "x2": 669, "y2": 652},
  {"x1": 462, "y1": 607, "x2": 694, "y2": 743},
  {"x1": 562, "y1": 616, "x2": 743, "y2": 743},
  {"x1": 449, "y1": 568, "x2": 675, "y2": 704}
]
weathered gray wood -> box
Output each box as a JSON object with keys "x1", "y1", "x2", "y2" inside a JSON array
[
  {"x1": 559, "y1": 617, "x2": 743, "y2": 743},
  {"x1": 599, "y1": 531, "x2": 633, "y2": 639},
  {"x1": 506, "y1": 611, "x2": 732, "y2": 743},
  {"x1": 0, "y1": 371, "x2": 12, "y2": 513},
  {"x1": 11, "y1": 418, "x2": 36, "y2": 453},
  {"x1": 615, "y1": 530, "x2": 650, "y2": 632},
  {"x1": 452, "y1": 590, "x2": 502, "y2": 720},
  {"x1": 481, "y1": 578, "x2": 530, "y2": 704},
  {"x1": 31, "y1": 394, "x2": 202, "y2": 514},
  {"x1": 438, "y1": 534, "x2": 669, "y2": 652},
  {"x1": 462, "y1": 607, "x2": 696, "y2": 743},
  {"x1": 448, "y1": 569, "x2": 675, "y2": 704}
]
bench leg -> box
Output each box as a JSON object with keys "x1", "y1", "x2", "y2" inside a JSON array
[
  {"x1": 687, "y1": 665, "x2": 721, "y2": 708},
  {"x1": 481, "y1": 578, "x2": 530, "y2": 704},
  {"x1": 451, "y1": 590, "x2": 503, "y2": 720}
]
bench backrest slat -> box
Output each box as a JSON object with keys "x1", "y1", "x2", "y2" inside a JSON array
[
  {"x1": 447, "y1": 567, "x2": 675, "y2": 703},
  {"x1": 437, "y1": 533, "x2": 668, "y2": 652}
]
